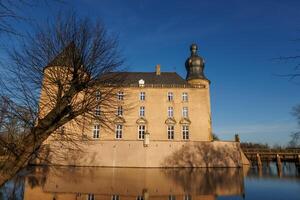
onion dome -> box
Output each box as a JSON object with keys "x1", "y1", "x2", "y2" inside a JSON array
[{"x1": 185, "y1": 44, "x2": 207, "y2": 81}]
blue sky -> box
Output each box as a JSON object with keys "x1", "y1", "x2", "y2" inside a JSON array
[{"x1": 9, "y1": 0, "x2": 300, "y2": 145}]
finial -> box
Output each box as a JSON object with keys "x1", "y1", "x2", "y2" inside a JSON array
[{"x1": 190, "y1": 43, "x2": 198, "y2": 55}]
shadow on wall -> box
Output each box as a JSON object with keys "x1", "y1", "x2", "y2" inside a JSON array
[{"x1": 162, "y1": 142, "x2": 241, "y2": 167}]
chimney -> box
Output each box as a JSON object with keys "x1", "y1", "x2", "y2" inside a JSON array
[{"x1": 155, "y1": 64, "x2": 161, "y2": 75}]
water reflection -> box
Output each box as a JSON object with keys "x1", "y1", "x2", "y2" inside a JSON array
[
  {"x1": 22, "y1": 167, "x2": 244, "y2": 200},
  {"x1": 1, "y1": 162, "x2": 300, "y2": 200}
]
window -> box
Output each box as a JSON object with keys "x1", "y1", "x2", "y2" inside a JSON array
[
  {"x1": 88, "y1": 194, "x2": 95, "y2": 200},
  {"x1": 115, "y1": 124, "x2": 123, "y2": 139},
  {"x1": 168, "y1": 107, "x2": 174, "y2": 117},
  {"x1": 140, "y1": 92, "x2": 145, "y2": 101},
  {"x1": 167, "y1": 92, "x2": 173, "y2": 101},
  {"x1": 182, "y1": 107, "x2": 188, "y2": 118},
  {"x1": 112, "y1": 195, "x2": 120, "y2": 200},
  {"x1": 93, "y1": 125, "x2": 100, "y2": 139},
  {"x1": 169, "y1": 195, "x2": 176, "y2": 200},
  {"x1": 117, "y1": 106, "x2": 123, "y2": 116},
  {"x1": 182, "y1": 92, "x2": 188, "y2": 102},
  {"x1": 138, "y1": 125, "x2": 145, "y2": 139},
  {"x1": 183, "y1": 195, "x2": 191, "y2": 200},
  {"x1": 117, "y1": 91, "x2": 124, "y2": 100},
  {"x1": 96, "y1": 91, "x2": 101, "y2": 101},
  {"x1": 95, "y1": 106, "x2": 100, "y2": 116},
  {"x1": 182, "y1": 126, "x2": 189, "y2": 140},
  {"x1": 167, "y1": 125, "x2": 174, "y2": 140},
  {"x1": 136, "y1": 196, "x2": 144, "y2": 200},
  {"x1": 139, "y1": 106, "x2": 145, "y2": 117}
]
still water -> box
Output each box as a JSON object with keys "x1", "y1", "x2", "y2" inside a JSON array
[{"x1": 0, "y1": 162, "x2": 299, "y2": 200}]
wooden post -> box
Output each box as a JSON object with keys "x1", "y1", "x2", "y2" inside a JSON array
[
  {"x1": 298, "y1": 154, "x2": 300, "y2": 165},
  {"x1": 276, "y1": 154, "x2": 282, "y2": 166},
  {"x1": 276, "y1": 154, "x2": 282, "y2": 177},
  {"x1": 256, "y1": 153, "x2": 262, "y2": 167}
]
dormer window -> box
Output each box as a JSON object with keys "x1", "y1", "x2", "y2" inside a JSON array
[
  {"x1": 167, "y1": 92, "x2": 173, "y2": 101},
  {"x1": 138, "y1": 79, "x2": 145, "y2": 87}
]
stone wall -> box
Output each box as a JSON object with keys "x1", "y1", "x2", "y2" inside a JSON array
[{"x1": 43, "y1": 140, "x2": 246, "y2": 167}]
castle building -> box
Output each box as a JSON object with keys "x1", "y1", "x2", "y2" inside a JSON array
[
  {"x1": 40, "y1": 44, "x2": 247, "y2": 167},
  {"x1": 90, "y1": 44, "x2": 212, "y2": 142}
]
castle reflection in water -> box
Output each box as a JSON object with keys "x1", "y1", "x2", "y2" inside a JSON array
[{"x1": 21, "y1": 166, "x2": 246, "y2": 200}]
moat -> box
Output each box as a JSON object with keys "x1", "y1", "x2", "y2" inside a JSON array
[{"x1": 1, "y1": 162, "x2": 299, "y2": 200}]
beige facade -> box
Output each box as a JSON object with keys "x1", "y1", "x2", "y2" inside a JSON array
[
  {"x1": 88, "y1": 79, "x2": 212, "y2": 142},
  {"x1": 38, "y1": 44, "x2": 248, "y2": 167}
]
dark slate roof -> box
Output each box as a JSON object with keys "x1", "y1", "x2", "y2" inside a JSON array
[{"x1": 100, "y1": 72, "x2": 188, "y2": 85}]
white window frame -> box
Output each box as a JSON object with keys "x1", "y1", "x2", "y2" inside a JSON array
[
  {"x1": 138, "y1": 125, "x2": 145, "y2": 140},
  {"x1": 182, "y1": 92, "x2": 188, "y2": 102},
  {"x1": 139, "y1": 106, "x2": 145, "y2": 117},
  {"x1": 93, "y1": 124, "x2": 100, "y2": 139},
  {"x1": 115, "y1": 124, "x2": 123, "y2": 139},
  {"x1": 117, "y1": 106, "x2": 123, "y2": 116},
  {"x1": 117, "y1": 91, "x2": 124, "y2": 100},
  {"x1": 167, "y1": 125, "x2": 174, "y2": 140},
  {"x1": 168, "y1": 107, "x2": 174, "y2": 117},
  {"x1": 167, "y1": 92, "x2": 173, "y2": 101},
  {"x1": 96, "y1": 91, "x2": 101, "y2": 101},
  {"x1": 182, "y1": 107, "x2": 188, "y2": 118},
  {"x1": 182, "y1": 125, "x2": 189, "y2": 140},
  {"x1": 140, "y1": 92, "x2": 145, "y2": 101},
  {"x1": 112, "y1": 195, "x2": 120, "y2": 200},
  {"x1": 95, "y1": 106, "x2": 100, "y2": 116}
]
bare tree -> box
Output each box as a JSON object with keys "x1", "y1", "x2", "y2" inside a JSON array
[
  {"x1": 288, "y1": 105, "x2": 300, "y2": 147},
  {"x1": 0, "y1": 13, "x2": 124, "y2": 186}
]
